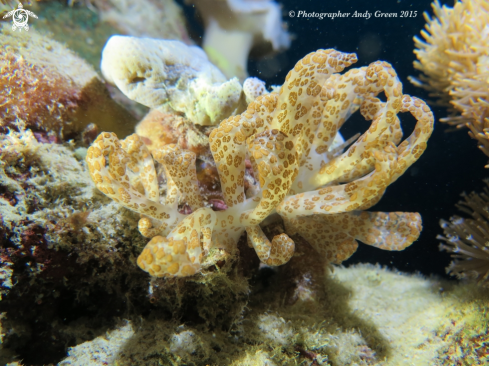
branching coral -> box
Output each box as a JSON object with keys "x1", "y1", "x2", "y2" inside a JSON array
[
  {"x1": 87, "y1": 48, "x2": 434, "y2": 277},
  {"x1": 439, "y1": 180, "x2": 489, "y2": 286},
  {"x1": 410, "y1": 0, "x2": 489, "y2": 166}
]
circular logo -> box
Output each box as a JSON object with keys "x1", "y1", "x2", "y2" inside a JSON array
[
  {"x1": 12, "y1": 8, "x2": 29, "y2": 29},
  {"x1": 289, "y1": 11, "x2": 295, "y2": 17},
  {"x1": 3, "y1": 3, "x2": 38, "y2": 32}
]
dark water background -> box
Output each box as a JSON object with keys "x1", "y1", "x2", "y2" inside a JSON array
[{"x1": 180, "y1": 0, "x2": 485, "y2": 280}]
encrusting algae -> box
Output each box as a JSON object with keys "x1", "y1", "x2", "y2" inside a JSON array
[{"x1": 0, "y1": 24, "x2": 137, "y2": 140}]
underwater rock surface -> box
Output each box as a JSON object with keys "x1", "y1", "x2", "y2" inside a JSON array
[{"x1": 58, "y1": 264, "x2": 489, "y2": 366}]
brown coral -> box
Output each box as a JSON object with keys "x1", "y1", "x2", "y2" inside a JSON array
[
  {"x1": 1, "y1": 53, "x2": 78, "y2": 134},
  {"x1": 439, "y1": 180, "x2": 489, "y2": 286}
]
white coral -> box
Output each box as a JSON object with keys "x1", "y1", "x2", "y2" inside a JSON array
[{"x1": 101, "y1": 36, "x2": 243, "y2": 126}]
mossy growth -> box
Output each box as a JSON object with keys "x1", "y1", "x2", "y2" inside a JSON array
[
  {"x1": 145, "y1": 243, "x2": 253, "y2": 329},
  {"x1": 59, "y1": 259, "x2": 489, "y2": 366},
  {"x1": 0, "y1": 130, "x2": 148, "y2": 363}
]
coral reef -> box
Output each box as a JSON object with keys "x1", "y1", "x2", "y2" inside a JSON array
[
  {"x1": 0, "y1": 24, "x2": 136, "y2": 140},
  {"x1": 2, "y1": 2, "x2": 488, "y2": 365},
  {"x1": 58, "y1": 264, "x2": 489, "y2": 366},
  {"x1": 188, "y1": 0, "x2": 291, "y2": 81},
  {"x1": 101, "y1": 36, "x2": 243, "y2": 126},
  {"x1": 439, "y1": 179, "x2": 489, "y2": 287},
  {"x1": 1, "y1": 24, "x2": 484, "y2": 366},
  {"x1": 411, "y1": 0, "x2": 489, "y2": 166},
  {"x1": 87, "y1": 48, "x2": 434, "y2": 278}
]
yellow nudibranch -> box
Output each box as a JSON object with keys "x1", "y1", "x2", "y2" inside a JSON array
[{"x1": 87, "y1": 48, "x2": 434, "y2": 277}]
